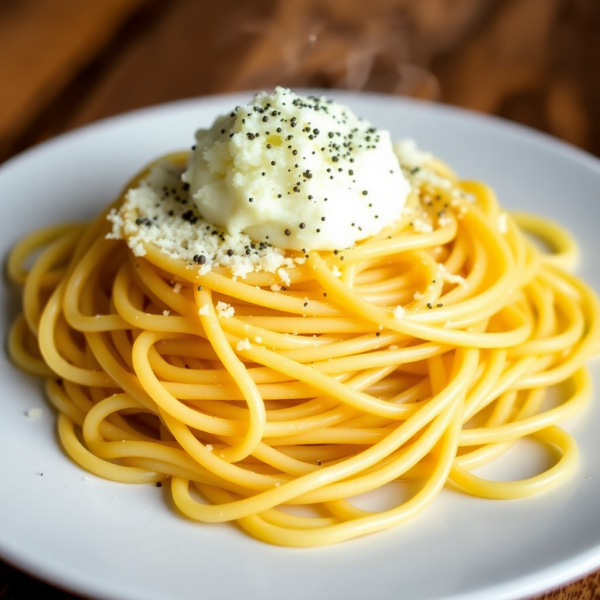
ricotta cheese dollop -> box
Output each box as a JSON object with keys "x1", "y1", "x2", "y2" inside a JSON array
[{"x1": 183, "y1": 87, "x2": 410, "y2": 251}]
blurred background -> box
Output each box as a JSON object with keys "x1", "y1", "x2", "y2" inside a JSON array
[
  {"x1": 1, "y1": 0, "x2": 600, "y2": 598},
  {"x1": 2, "y1": 0, "x2": 600, "y2": 165}
]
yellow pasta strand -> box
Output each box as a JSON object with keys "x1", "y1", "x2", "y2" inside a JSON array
[{"x1": 6, "y1": 156, "x2": 600, "y2": 548}]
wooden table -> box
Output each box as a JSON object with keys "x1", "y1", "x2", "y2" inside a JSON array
[{"x1": 1, "y1": 1, "x2": 599, "y2": 598}]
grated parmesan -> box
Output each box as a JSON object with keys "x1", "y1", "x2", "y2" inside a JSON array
[
  {"x1": 236, "y1": 338, "x2": 252, "y2": 351},
  {"x1": 216, "y1": 301, "x2": 235, "y2": 318},
  {"x1": 107, "y1": 161, "x2": 306, "y2": 279},
  {"x1": 412, "y1": 219, "x2": 433, "y2": 233},
  {"x1": 393, "y1": 139, "x2": 433, "y2": 168},
  {"x1": 437, "y1": 263, "x2": 467, "y2": 287},
  {"x1": 393, "y1": 305, "x2": 405, "y2": 319},
  {"x1": 107, "y1": 133, "x2": 470, "y2": 284},
  {"x1": 277, "y1": 268, "x2": 291, "y2": 287}
]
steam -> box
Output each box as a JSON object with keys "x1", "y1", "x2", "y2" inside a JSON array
[{"x1": 235, "y1": 9, "x2": 440, "y2": 100}]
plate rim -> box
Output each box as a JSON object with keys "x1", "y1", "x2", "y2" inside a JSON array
[{"x1": 1, "y1": 89, "x2": 600, "y2": 600}]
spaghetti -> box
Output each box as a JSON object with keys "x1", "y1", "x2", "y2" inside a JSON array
[{"x1": 7, "y1": 147, "x2": 600, "y2": 548}]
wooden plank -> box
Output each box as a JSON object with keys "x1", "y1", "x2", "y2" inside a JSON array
[
  {"x1": 1, "y1": 0, "x2": 278, "y2": 159},
  {"x1": 0, "y1": 0, "x2": 148, "y2": 159},
  {"x1": 223, "y1": 0, "x2": 488, "y2": 94}
]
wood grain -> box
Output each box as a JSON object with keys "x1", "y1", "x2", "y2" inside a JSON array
[{"x1": 0, "y1": 0, "x2": 147, "y2": 159}]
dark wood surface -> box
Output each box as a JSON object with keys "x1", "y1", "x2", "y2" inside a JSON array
[{"x1": 1, "y1": 1, "x2": 600, "y2": 598}]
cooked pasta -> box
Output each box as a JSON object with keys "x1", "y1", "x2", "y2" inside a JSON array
[{"x1": 6, "y1": 148, "x2": 600, "y2": 548}]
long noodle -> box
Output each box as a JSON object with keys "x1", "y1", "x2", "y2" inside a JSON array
[{"x1": 7, "y1": 153, "x2": 600, "y2": 547}]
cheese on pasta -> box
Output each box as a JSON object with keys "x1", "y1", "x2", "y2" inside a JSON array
[{"x1": 6, "y1": 127, "x2": 600, "y2": 549}]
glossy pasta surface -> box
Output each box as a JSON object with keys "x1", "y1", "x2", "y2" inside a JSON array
[{"x1": 7, "y1": 154, "x2": 600, "y2": 547}]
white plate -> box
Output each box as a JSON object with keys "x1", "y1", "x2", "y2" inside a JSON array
[{"x1": 1, "y1": 91, "x2": 600, "y2": 600}]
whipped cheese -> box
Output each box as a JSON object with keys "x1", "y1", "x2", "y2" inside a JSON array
[{"x1": 183, "y1": 87, "x2": 410, "y2": 251}]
